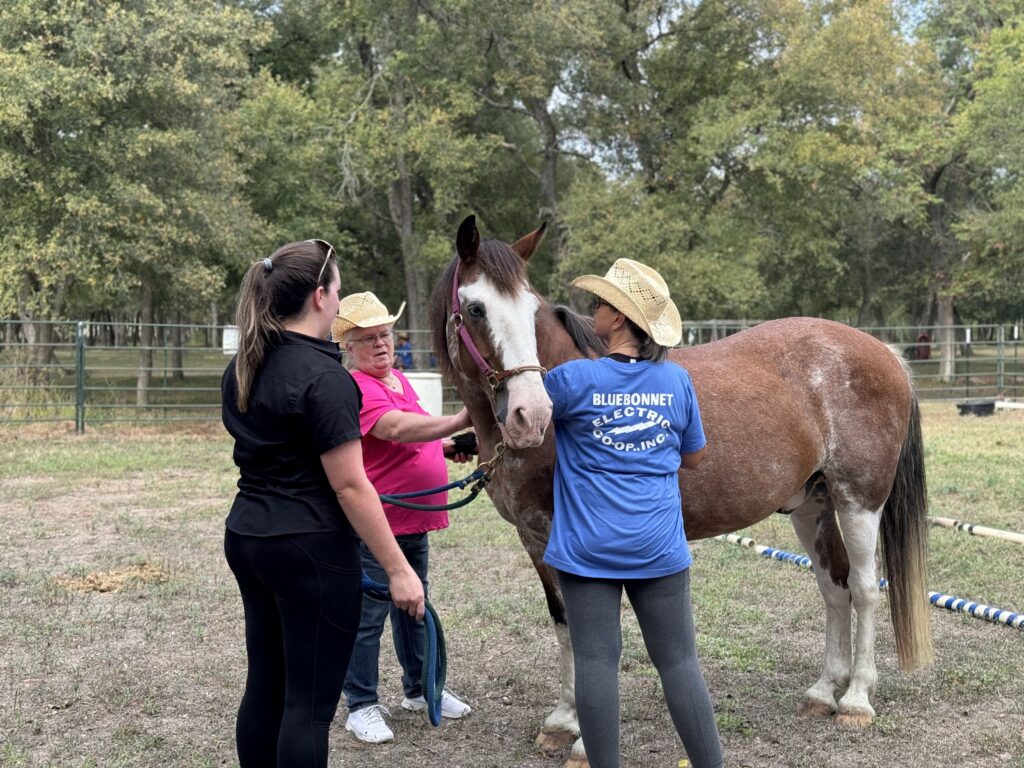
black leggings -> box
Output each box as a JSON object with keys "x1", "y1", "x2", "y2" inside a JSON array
[
  {"x1": 557, "y1": 568, "x2": 723, "y2": 768},
  {"x1": 225, "y1": 529, "x2": 362, "y2": 768}
]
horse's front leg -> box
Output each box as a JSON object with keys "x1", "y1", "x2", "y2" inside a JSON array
[
  {"x1": 539, "y1": 607, "x2": 589, "y2": 768},
  {"x1": 790, "y1": 502, "x2": 853, "y2": 718},
  {"x1": 541, "y1": 622, "x2": 583, "y2": 755},
  {"x1": 518, "y1": 535, "x2": 581, "y2": 755}
]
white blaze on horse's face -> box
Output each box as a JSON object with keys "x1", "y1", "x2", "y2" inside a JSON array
[{"x1": 459, "y1": 275, "x2": 552, "y2": 449}]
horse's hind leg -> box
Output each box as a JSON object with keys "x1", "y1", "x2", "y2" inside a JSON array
[
  {"x1": 833, "y1": 501, "x2": 883, "y2": 728},
  {"x1": 790, "y1": 484, "x2": 852, "y2": 719},
  {"x1": 516, "y1": 531, "x2": 581, "y2": 756}
]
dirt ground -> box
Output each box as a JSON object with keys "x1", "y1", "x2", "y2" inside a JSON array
[{"x1": 0, "y1": 420, "x2": 1022, "y2": 767}]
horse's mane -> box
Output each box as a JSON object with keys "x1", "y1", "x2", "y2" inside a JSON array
[
  {"x1": 550, "y1": 304, "x2": 606, "y2": 359},
  {"x1": 429, "y1": 239, "x2": 606, "y2": 378}
]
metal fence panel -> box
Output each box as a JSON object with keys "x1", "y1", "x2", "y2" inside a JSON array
[{"x1": 1, "y1": 320, "x2": 1021, "y2": 431}]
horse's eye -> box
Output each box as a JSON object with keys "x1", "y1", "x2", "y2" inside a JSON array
[{"x1": 467, "y1": 302, "x2": 485, "y2": 320}]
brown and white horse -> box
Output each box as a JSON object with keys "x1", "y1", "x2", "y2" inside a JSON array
[{"x1": 430, "y1": 216, "x2": 934, "y2": 767}]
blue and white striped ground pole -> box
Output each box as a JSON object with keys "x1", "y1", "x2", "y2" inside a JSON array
[{"x1": 714, "y1": 533, "x2": 1024, "y2": 632}]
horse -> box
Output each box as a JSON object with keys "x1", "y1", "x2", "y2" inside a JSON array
[{"x1": 430, "y1": 215, "x2": 934, "y2": 768}]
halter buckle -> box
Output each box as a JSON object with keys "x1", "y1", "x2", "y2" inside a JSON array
[{"x1": 481, "y1": 440, "x2": 507, "y2": 480}]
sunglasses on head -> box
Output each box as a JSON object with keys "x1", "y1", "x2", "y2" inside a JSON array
[{"x1": 309, "y1": 239, "x2": 336, "y2": 285}]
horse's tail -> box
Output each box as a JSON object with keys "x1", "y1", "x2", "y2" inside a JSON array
[{"x1": 880, "y1": 395, "x2": 934, "y2": 671}]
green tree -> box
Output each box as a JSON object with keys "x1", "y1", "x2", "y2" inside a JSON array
[
  {"x1": 447, "y1": 0, "x2": 619, "y2": 282},
  {"x1": 242, "y1": 0, "x2": 344, "y2": 87},
  {"x1": 909, "y1": 0, "x2": 1024, "y2": 376},
  {"x1": 561, "y1": 0, "x2": 941, "y2": 324},
  {"x1": 311, "y1": 0, "x2": 499, "y2": 350},
  {"x1": 953, "y1": 20, "x2": 1024, "y2": 321},
  {"x1": 0, "y1": 0, "x2": 267, "y2": 398}
]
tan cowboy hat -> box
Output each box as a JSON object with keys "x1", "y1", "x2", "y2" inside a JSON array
[
  {"x1": 332, "y1": 292, "x2": 406, "y2": 342},
  {"x1": 571, "y1": 258, "x2": 682, "y2": 347}
]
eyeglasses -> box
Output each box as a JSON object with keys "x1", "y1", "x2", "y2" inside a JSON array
[
  {"x1": 592, "y1": 297, "x2": 614, "y2": 312},
  {"x1": 351, "y1": 330, "x2": 394, "y2": 346},
  {"x1": 309, "y1": 239, "x2": 336, "y2": 285}
]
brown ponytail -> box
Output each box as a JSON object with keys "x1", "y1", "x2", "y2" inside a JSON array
[
  {"x1": 624, "y1": 317, "x2": 669, "y2": 363},
  {"x1": 233, "y1": 240, "x2": 335, "y2": 411}
]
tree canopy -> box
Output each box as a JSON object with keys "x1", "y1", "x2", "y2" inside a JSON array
[{"x1": 2, "y1": 0, "x2": 1022, "y2": 330}]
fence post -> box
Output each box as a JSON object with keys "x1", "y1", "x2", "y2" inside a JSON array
[
  {"x1": 75, "y1": 321, "x2": 85, "y2": 434},
  {"x1": 964, "y1": 326, "x2": 970, "y2": 400},
  {"x1": 997, "y1": 325, "x2": 1005, "y2": 397}
]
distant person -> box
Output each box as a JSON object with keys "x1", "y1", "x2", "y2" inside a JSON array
[
  {"x1": 543, "y1": 259, "x2": 724, "y2": 768},
  {"x1": 394, "y1": 331, "x2": 414, "y2": 370},
  {"x1": 916, "y1": 331, "x2": 931, "y2": 361},
  {"x1": 332, "y1": 292, "x2": 475, "y2": 744},
  {"x1": 221, "y1": 241, "x2": 424, "y2": 768}
]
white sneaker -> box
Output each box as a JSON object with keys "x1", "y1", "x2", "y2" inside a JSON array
[
  {"x1": 401, "y1": 689, "x2": 472, "y2": 719},
  {"x1": 345, "y1": 704, "x2": 394, "y2": 743}
]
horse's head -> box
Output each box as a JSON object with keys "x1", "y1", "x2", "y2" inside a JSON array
[{"x1": 432, "y1": 215, "x2": 553, "y2": 449}]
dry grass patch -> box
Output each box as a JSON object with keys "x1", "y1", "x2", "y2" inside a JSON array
[{"x1": 53, "y1": 562, "x2": 169, "y2": 594}]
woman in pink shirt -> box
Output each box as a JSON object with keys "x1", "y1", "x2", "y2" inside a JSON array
[{"x1": 332, "y1": 292, "x2": 474, "y2": 745}]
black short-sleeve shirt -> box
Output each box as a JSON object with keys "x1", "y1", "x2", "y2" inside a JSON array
[{"x1": 221, "y1": 331, "x2": 362, "y2": 537}]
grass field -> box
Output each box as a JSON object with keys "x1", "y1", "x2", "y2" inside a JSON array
[{"x1": 0, "y1": 403, "x2": 1022, "y2": 767}]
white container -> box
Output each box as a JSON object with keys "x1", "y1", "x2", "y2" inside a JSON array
[
  {"x1": 222, "y1": 325, "x2": 239, "y2": 355},
  {"x1": 404, "y1": 372, "x2": 443, "y2": 416}
]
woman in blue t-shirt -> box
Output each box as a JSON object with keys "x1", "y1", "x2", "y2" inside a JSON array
[
  {"x1": 544, "y1": 258, "x2": 723, "y2": 768},
  {"x1": 221, "y1": 239, "x2": 424, "y2": 768}
]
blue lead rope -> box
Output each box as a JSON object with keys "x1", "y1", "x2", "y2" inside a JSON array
[
  {"x1": 360, "y1": 573, "x2": 447, "y2": 727},
  {"x1": 379, "y1": 468, "x2": 489, "y2": 511},
  {"x1": 379, "y1": 468, "x2": 485, "y2": 499}
]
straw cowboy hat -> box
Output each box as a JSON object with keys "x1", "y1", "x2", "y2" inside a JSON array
[
  {"x1": 332, "y1": 292, "x2": 406, "y2": 342},
  {"x1": 571, "y1": 258, "x2": 682, "y2": 347}
]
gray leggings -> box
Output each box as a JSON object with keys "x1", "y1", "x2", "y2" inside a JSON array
[{"x1": 557, "y1": 568, "x2": 723, "y2": 768}]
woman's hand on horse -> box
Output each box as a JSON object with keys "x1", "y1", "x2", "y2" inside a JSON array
[{"x1": 389, "y1": 567, "x2": 425, "y2": 620}]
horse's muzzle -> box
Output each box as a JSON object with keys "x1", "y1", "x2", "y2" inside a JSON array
[{"x1": 499, "y1": 400, "x2": 552, "y2": 449}]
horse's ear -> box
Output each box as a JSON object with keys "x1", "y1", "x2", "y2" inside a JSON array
[
  {"x1": 510, "y1": 222, "x2": 547, "y2": 263},
  {"x1": 456, "y1": 215, "x2": 480, "y2": 264}
]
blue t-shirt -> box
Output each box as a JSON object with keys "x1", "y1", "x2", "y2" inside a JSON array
[
  {"x1": 542, "y1": 357, "x2": 706, "y2": 579},
  {"x1": 396, "y1": 340, "x2": 414, "y2": 369}
]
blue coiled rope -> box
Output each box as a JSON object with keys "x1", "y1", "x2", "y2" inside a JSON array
[
  {"x1": 379, "y1": 442, "x2": 506, "y2": 512},
  {"x1": 360, "y1": 573, "x2": 448, "y2": 726},
  {"x1": 378, "y1": 468, "x2": 488, "y2": 511}
]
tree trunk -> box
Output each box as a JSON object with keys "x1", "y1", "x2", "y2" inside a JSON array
[
  {"x1": 137, "y1": 286, "x2": 154, "y2": 406},
  {"x1": 855, "y1": 281, "x2": 875, "y2": 329},
  {"x1": 16, "y1": 272, "x2": 59, "y2": 378},
  {"x1": 388, "y1": 78, "x2": 431, "y2": 369},
  {"x1": 523, "y1": 94, "x2": 567, "y2": 284},
  {"x1": 18, "y1": 319, "x2": 58, "y2": 382},
  {"x1": 30, "y1": 321, "x2": 56, "y2": 367},
  {"x1": 390, "y1": 155, "x2": 430, "y2": 369},
  {"x1": 114, "y1": 314, "x2": 126, "y2": 347},
  {"x1": 211, "y1": 301, "x2": 221, "y2": 349},
  {"x1": 171, "y1": 313, "x2": 184, "y2": 381}
]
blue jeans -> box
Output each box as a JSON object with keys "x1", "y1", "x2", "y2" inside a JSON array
[{"x1": 343, "y1": 533, "x2": 430, "y2": 711}]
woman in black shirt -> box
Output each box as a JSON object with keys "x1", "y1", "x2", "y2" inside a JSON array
[{"x1": 221, "y1": 239, "x2": 424, "y2": 768}]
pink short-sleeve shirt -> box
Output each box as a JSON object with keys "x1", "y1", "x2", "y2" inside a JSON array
[{"x1": 350, "y1": 369, "x2": 450, "y2": 535}]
